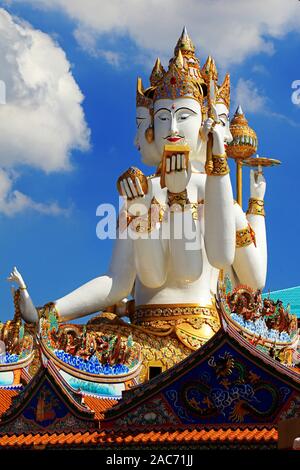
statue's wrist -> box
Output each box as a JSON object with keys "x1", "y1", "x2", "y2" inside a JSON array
[
  {"x1": 167, "y1": 189, "x2": 190, "y2": 212},
  {"x1": 236, "y1": 224, "x2": 256, "y2": 248},
  {"x1": 247, "y1": 197, "x2": 265, "y2": 217},
  {"x1": 210, "y1": 153, "x2": 229, "y2": 176}
]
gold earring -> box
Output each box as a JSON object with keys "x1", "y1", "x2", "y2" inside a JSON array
[{"x1": 145, "y1": 125, "x2": 154, "y2": 143}]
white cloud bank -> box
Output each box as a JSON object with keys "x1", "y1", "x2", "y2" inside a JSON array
[
  {"x1": 0, "y1": 8, "x2": 90, "y2": 215},
  {"x1": 6, "y1": 0, "x2": 300, "y2": 68}
]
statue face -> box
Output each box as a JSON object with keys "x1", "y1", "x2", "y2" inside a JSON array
[
  {"x1": 153, "y1": 98, "x2": 203, "y2": 161},
  {"x1": 135, "y1": 106, "x2": 161, "y2": 166}
]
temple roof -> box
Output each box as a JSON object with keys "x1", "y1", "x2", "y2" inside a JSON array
[
  {"x1": 263, "y1": 286, "x2": 300, "y2": 317},
  {"x1": 0, "y1": 427, "x2": 278, "y2": 449}
]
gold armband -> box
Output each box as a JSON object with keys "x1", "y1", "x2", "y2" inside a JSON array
[
  {"x1": 236, "y1": 224, "x2": 256, "y2": 248},
  {"x1": 38, "y1": 301, "x2": 59, "y2": 320},
  {"x1": 246, "y1": 198, "x2": 265, "y2": 217},
  {"x1": 167, "y1": 190, "x2": 190, "y2": 211},
  {"x1": 211, "y1": 153, "x2": 230, "y2": 176}
]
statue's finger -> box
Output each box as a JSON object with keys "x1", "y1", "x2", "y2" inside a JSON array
[
  {"x1": 135, "y1": 177, "x2": 144, "y2": 196},
  {"x1": 181, "y1": 154, "x2": 186, "y2": 169},
  {"x1": 250, "y1": 169, "x2": 255, "y2": 184},
  {"x1": 119, "y1": 180, "x2": 126, "y2": 197},
  {"x1": 171, "y1": 155, "x2": 176, "y2": 171},
  {"x1": 166, "y1": 157, "x2": 171, "y2": 173},
  {"x1": 127, "y1": 177, "x2": 138, "y2": 198},
  {"x1": 123, "y1": 179, "x2": 133, "y2": 199},
  {"x1": 176, "y1": 154, "x2": 181, "y2": 171}
]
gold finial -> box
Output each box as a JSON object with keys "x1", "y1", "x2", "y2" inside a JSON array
[
  {"x1": 174, "y1": 26, "x2": 195, "y2": 56},
  {"x1": 150, "y1": 58, "x2": 165, "y2": 87},
  {"x1": 174, "y1": 49, "x2": 184, "y2": 69},
  {"x1": 136, "y1": 77, "x2": 152, "y2": 108},
  {"x1": 201, "y1": 56, "x2": 218, "y2": 83},
  {"x1": 227, "y1": 105, "x2": 257, "y2": 159},
  {"x1": 216, "y1": 73, "x2": 231, "y2": 109}
]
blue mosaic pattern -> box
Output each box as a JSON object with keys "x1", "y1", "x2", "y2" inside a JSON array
[
  {"x1": 0, "y1": 353, "x2": 19, "y2": 364},
  {"x1": 230, "y1": 313, "x2": 292, "y2": 342},
  {"x1": 54, "y1": 350, "x2": 129, "y2": 375}
]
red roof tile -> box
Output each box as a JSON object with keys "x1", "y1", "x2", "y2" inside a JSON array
[
  {"x1": 0, "y1": 428, "x2": 278, "y2": 447},
  {"x1": 0, "y1": 389, "x2": 19, "y2": 417},
  {"x1": 83, "y1": 396, "x2": 118, "y2": 420}
]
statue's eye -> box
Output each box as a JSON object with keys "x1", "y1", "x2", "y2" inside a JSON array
[{"x1": 178, "y1": 113, "x2": 190, "y2": 121}]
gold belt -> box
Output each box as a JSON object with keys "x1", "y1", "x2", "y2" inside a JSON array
[{"x1": 131, "y1": 303, "x2": 218, "y2": 325}]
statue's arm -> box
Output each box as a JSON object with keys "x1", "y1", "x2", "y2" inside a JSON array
[
  {"x1": 204, "y1": 116, "x2": 235, "y2": 269},
  {"x1": 234, "y1": 168, "x2": 267, "y2": 288},
  {"x1": 232, "y1": 192, "x2": 266, "y2": 290},
  {"x1": 55, "y1": 236, "x2": 136, "y2": 321},
  {"x1": 8, "y1": 237, "x2": 136, "y2": 323}
]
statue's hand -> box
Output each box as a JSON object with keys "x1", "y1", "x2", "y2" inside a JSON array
[
  {"x1": 250, "y1": 168, "x2": 266, "y2": 200},
  {"x1": 163, "y1": 153, "x2": 191, "y2": 193},
  {"x1": 7, "y1": 266, "x2": 27, "y2": 290},
  {"x1": 117, "y1": 167, "x2": 152, "y2": 216},
  {"x1": 203, "y1": 104, "x2": 226, "y2": 155}
]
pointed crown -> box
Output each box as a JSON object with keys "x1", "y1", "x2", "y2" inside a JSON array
[
  {"x1": 136, "y1": 27, "x2": 231, "y2": 111},
  {"x1": 216, "y1": 73, "x2": 230, "y2": 109}
]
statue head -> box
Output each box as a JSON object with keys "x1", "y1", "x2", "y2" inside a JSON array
[{"x1": 135, "y1": 28, "x2": 231, "y2": 167}]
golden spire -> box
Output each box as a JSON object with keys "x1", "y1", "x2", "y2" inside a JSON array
[
  {"x1": 136, "y1": 77, "x2": 152, "y2": 108},
  {"x1": 150, "y1": 58, "x2": 165, "y2": 87},
  {"x1": 201, "y1": 56, "x2": 218, "y2": 83},
  {"x1": 216, "y1": 73, "x2": 231, "y2": 109},
  {"x1": 174, "y1": 26, "x2": 195, "y2": 56}
]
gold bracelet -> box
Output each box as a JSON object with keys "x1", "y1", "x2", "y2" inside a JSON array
[
  {"x1": 167, "y1": 190, "x2": 190, "y2": 211},
  {"x1": 19, "y1": 286, "x2": 27, "y2": 290},
  {"x1": 211, "y1": 153, "x2": 230, "y2": 176},
  {"x1": 246, "y1": 198, "x2": 265, "y2": 217},
  {"x1": 236, "y1": 224, "x2": 256, "y2": 248}
]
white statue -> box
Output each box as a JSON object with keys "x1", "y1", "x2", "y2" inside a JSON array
[{"x1": 7, "y1": 28, "x2": 267, "y2": 347}]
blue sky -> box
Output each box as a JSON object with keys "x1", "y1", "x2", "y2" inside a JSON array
[{"x1": 0, "y1": 1, "x2": 300, "y2": 321}]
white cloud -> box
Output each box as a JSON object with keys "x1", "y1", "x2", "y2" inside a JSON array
[
  {"x1": 0, "y1": 169, "x2": 70, "y2": 216},
  {"x1": 0, "y1": 8, "x2": 90, "y2": 215},
  {"x1": 234, "y1": 78, "x2": 300, "y2": 128},
  {"x1": 73, "y1": 26, "x2": 121, "y2": 66},
  {"x1": 234, "y1": 79, "x2": 268, "y2": 114},
  {"x1": 6, "y1": 0, "x2": 300, "y2": 68}
]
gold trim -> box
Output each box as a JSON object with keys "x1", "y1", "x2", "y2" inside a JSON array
[
  {"x1": 211, "y1": 153, "x2": 230, "y2": 176},
  {"x1": 236, "y1": 225, "x2": 255, "y2": 248},
  {"x1": 247, "y1": 197, "x2": 265, "y2": 217}
]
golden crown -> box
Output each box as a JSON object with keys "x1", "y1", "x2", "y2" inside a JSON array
[{"x1": 136, "y1": 27, "x2": 231, "y2": 111}]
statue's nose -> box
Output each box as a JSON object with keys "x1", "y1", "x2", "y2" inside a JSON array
[{"x1": 170, "y1": 116, "x2": 179, "y2": 135}]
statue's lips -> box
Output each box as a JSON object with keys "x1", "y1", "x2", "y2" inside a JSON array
[{"x1": 166, "y1": 137, "x2": 183, "y2": 142}]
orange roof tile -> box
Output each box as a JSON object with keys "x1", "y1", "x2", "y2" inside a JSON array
[
  {"x1": 83, "y1": 396, "x2": 118, "y2": 420},
  {"x1": 0, "y1": 389, "x2": 19, "y2": 417},
  {"x1": 0, "y1": 428, "x2": 278, "y2": 448}
]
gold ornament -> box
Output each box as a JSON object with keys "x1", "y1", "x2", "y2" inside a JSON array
[
  {"x1": 211, "y1": 153, "x2": 230, "y2": 176},
  {"x1": 227, "y1": 106, "x2": 257, "y2": 160},
  {"x1": 236, "y1": 225, "x2": 256, "y2": 248},
  {"x1": 247, "y1": 197, "x2": 265, "y2": 217},
  {"x1": 215, "y1": 73, "x2": 231, "y2": 110},
  {"x1": 167, "y1": 189, "x2": 190, "y2": 211},
  {"x1": 117, "y1": 166, "x2": 148, "y2": 198},
  {"x1": 145, "y1": 125, "x2": 154, "y2": 143},
  {"x1": 136, "y1": 77, "x2": 152, "y2": 109}
]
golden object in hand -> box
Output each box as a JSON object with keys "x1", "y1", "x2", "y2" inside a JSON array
[
  {"x1": 160, "y1": 144, "x2": 190, "y2": 189},
  {"x1": 117, "y1": 166, "x2": 148, "y2": 198}
]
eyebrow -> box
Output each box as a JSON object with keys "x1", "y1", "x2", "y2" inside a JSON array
[
  {"x1": 154, "y1": 107, "x2": 197, "y2": 116},
  {"x1": 219, "y1": 113, "x2": 229, "y2": 119}
]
